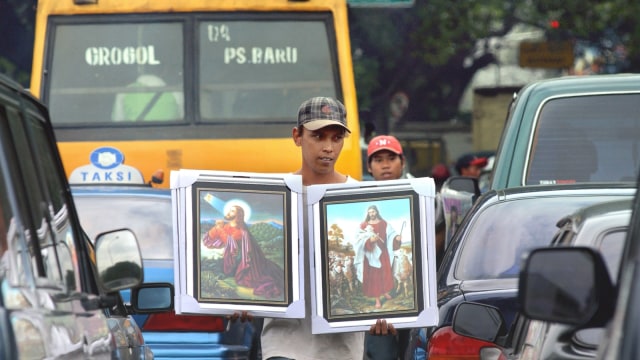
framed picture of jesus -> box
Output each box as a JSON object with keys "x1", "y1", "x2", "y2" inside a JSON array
[
  {"x1": 171, "y1": 169, "x2": 305, "y2": 318},
  {"x1": 306, "y1": 177, "x2": 438, "y2": 334}
]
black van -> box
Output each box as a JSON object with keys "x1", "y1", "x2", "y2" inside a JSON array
[{"x1": 0, "y1": 74, "x2": 170, "y2": 359}]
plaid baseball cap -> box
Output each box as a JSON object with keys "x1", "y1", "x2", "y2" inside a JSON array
[
  {"x1": 297, "y1": 97, "x2": 350, "y2": 133},
  {"x1": 367, "y1": 135, "x2": 403, "y2": 158}
]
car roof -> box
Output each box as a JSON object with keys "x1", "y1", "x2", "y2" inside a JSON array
[
  {"x1": 518, "y1": 73, "x2": 640, "y2": 101},
  {"x1": 477, "y1": 182, "x2": 637, "y2": 206}
]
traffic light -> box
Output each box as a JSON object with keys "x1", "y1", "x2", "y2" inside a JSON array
[{"x1": 546, "y1": 19, "x2": 570, "y2": 41}]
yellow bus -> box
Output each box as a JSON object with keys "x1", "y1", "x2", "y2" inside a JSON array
[{"x1": 30, "y1": 0, "x2": 362, "y2": 186}]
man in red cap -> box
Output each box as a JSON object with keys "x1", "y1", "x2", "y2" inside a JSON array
[
  {"x1": 455, "y1": 154, "x2": 488, "y2": 178},
  {"x1": 366, "y1": 135, "x2": 409, "y2": 180},
  {"x1": 365, "y1": 134, "x2": 411, "y2": 360}
]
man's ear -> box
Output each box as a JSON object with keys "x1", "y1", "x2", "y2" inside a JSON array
[{"x1": 292, "y1": 127, "x2": 302, "y2": 146}]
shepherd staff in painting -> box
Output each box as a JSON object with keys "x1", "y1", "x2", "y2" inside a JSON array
[
  {"x1": 202, "y1": 204, "x2": 284, "y2": 299},
  {"x1": 354, "y1": 205, "x2": 403, "y2": 309}
]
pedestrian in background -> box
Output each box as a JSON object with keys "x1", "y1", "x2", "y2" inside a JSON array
[
  {"x1": 430, "y1": 163, "x2": 451, "y2": 192},
  {"x1": 455, "y1": 154, "x2": 488, "y2": 178},
  {"x1": 366, "y1": 135, "x2": 411, "y2": 181},
  {"x1": 364, "y1": 134, "x2": 410, "y2": 360}
]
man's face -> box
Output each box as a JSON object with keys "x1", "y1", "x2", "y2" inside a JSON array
[
  {"x1": 367, "y1": 208, "x2": 379, "y2": 220},
  {"x1": 368, "y1": 150, "x2": 403, "y2": 180},
  {"x1": 460, "y1": 165, "x2": 482, "y2": 178},
  {"x1": 294, "y1": 125, "x2": 346, "y2": 175}
]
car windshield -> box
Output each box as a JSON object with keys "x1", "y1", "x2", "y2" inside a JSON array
[
  {"x1": 73, "y1": 193, "x2": 173, "y2": 260},
  {"x1": 455, "y1": 194, "x2": 625, "y2": 280},
  {"x1": 527, "y1": 93, "x2": 640, "y2": 185}
]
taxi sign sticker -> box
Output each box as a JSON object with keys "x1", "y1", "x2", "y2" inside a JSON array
[{"x1": 69, "y1": 146, "x2": 145, "y2": 184}]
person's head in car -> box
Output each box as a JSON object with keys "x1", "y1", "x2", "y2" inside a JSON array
[{"x1": 455, "y1": 154, "x2": 488, "y2": 178}]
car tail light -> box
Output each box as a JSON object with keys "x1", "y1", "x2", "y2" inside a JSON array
[
  {"x1": 427, "y1": 326, "x2": 505, "y2": 360},
  {"x1": 142, "y1": 311, "x2": 225, "y2": 332}
]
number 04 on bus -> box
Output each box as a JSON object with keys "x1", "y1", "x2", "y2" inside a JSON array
[{"x1": 30, "y1": 0, "x2": 363, "y2": 186}]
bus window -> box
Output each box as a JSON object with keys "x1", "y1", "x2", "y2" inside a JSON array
[
  {"x1": 31, "y1": 1, "x2": 362, "y2": 185},
  {"x1": 48, "y1": 21, "x2": 184, "y2": 124},
  {"x1": 198, "y1": 20, "x2": 337, "y2": 122}
]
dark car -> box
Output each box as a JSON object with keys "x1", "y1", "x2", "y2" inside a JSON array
[
  {"x1": 412, "y1": 183, "x2": 636, "y2": 359},
  {"x1": 490, "y1": 73, "x2": 640, "y2": 191},
  {"x1": 451, "y1": 198, "x2": 632, "y2": 360},
  {"x1": 0, "y1": 73, "x2": 168, "y2": 358},
  {"x1": 498, "y1": 174, "x2": 640, "y2": 359},
  {"x1": 71, "y1": 185, "x2": 258, "y2": 360}
]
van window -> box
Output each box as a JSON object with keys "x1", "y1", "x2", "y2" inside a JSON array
[
  {"x1": 527, "y1": 94, "x2": 640, "y2": 185},
  {"x1": 6, "y1": 102, "x2": 81, "y2": 292},
  {"x1": 25, "y1": 106, "x2": 82, "y2": 292},
  {"x1": 598, "y1": 229, "x2": 626, "y2": 283},
  {"x1": 0, "y1": 105, "x2": 35, "y2": 286}
]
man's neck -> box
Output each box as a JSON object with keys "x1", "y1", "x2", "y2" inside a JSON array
[{"x1": 295, "y1": 168, "x2": 347, "y2": 186}]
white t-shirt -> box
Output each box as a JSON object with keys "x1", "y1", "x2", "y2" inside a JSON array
[{"x1": 261, "y1": 176, "x2": 364, "y2": 360}]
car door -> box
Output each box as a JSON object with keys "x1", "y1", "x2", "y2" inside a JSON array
[{"x1": 0, "y1": 78, "x2": 116, "y2": 358}]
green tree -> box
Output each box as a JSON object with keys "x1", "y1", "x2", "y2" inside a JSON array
[
  {"x1": 349, "y1": 0, "x2": 638, "y2": 132},
  {"x1": 0, "y1": 0, "x2": 36, "y2": 86}
]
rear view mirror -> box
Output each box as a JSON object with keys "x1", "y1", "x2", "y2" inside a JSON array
[{"x1": 520, "y1": 247, "x2": 615, "y2": 327}]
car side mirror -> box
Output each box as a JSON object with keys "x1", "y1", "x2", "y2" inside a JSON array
[
  {"x1": 95, "y1": 228, "x2": 144, "y2": 292},
  {"x1": 131, "y1": 283, "x2": 174, "y2": 313},
  {"x1": 519, "y1": 247, "x2": 616, "y2": 327},
  {"x1": 440, "y1": 176, "x2": 482, "y2": 248},
  {"x1": 442, "y1": 176, "x2": 481, "y2": 200},
  {"x1": 452, "y1": 302, "x2": 508, "y2": 344}
]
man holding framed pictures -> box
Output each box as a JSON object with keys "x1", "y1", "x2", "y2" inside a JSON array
[{"x1": 260, "y1": 96, "x2": 364, "y2": 360}]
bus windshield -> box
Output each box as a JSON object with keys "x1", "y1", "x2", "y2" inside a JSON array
[{"x1": 47, "y1": 15, "x2": 338, "y2": 129}]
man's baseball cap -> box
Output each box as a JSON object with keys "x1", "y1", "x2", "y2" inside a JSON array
[
  {"x1": 297, "y1": 97, "x2": 350, "y2": 133},
  {"x1": 367, "y1": 135, "x2": 403, "y2": 158},
  {"x1": 455, "y1": 154, "x2": 488, "y2": 173}
]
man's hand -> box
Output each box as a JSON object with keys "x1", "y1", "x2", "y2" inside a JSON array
[
  {"x1": 369, "y1": 318, "x2": 397, "y2": 336},
  {"x1": 227, "y1": 311, "x2": 253, "y2": 323}
]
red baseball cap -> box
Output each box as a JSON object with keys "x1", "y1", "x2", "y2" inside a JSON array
[
  {"x1": 367, "y1": 135, "x2": 403, "y2": 158},
  {"x1": 455, "y1": 154, "x2": 488, "y2": 174}
]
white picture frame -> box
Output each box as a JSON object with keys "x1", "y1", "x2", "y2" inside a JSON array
[
  {"x1": 306, "y1": 177, "x2": 439, "y2": 334},
  {"x1": 171, "y1": 169, "x2": 305, "y2": 318}
]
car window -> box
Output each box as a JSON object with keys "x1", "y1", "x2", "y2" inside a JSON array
[
  {"x1": 6, "y1": 102, "x2": 82, "y2": 292},
  {"x1": 24, "y1": 102, "x2": 83, "y2": 292},
  {"x1": 0, "y1": 105, "x2": 36, "y2": 287},
  {"x1": 527, "y1": 94, "x2": 640, "y2": 185},
  {"x1": 455, "y1": 195, "x2": 622, "y2": 280},
  {"x1": 598, "y1": 229, "x2": 626, "y2": 283},
  {"x1": 6, "y1": 105, "x2": 64, "y2": 284},
  {"x1": 74, "y1": 194, "x2": 173, "y2": 260}
]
